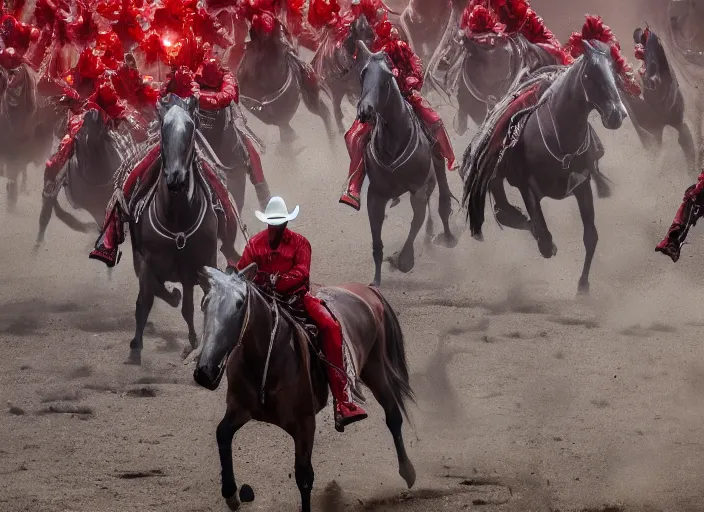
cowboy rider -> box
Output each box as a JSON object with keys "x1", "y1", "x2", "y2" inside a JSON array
[{"x1": 229, "y1": 196, "x2": 368, "y2": 432}]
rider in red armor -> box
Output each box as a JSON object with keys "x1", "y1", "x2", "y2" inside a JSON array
[
  {"x1": 341, "y1": 22, "x2": 456, "y2": 210},
  {"x1": 0, "y1": 13, "x2": 40, "y2": 70},
  {"x1": 89, "y1": 61, "x2": 244, "y2": 267},
  {"x1": 231, "y1": 196, "x2": 368, "y2": 432},
  {"x1": 42, "y1": 48, "x2": 149, "y2": 196},
  {"x1": 656, "y1": 172, "x2": 704, "y2": 261},
  {"x1": 196, "y1": 55, "x2": 270, "y2": 206}
]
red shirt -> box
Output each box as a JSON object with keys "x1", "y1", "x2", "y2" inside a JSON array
[{"x1": 235, "y1": 228, "x2": 311, "y2": 298}]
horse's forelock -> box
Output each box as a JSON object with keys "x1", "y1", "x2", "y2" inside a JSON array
[{"x1": 162, "y1": 105, "x2": 195, "y2": 143}]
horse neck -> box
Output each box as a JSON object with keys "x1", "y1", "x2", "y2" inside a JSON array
[
  {"x1": 155, "y1": 159, "x2": 202, "y2": 230},
  {"x1": 543, "y1": 63, "x2": 590, "y2": 150},
  {"x1": 374, "y1": 83, "x2": 413, "y2": 148},
  {"x1": 241, "y1": 285, "x2": 293, "y2": 371}
]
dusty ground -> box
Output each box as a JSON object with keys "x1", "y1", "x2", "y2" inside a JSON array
[{"x1": 4, "y1": 3, "x2": 704, "y2": 511}]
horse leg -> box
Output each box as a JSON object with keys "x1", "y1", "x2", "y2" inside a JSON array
[
  {"x1": 127, "y1": 267, "x2": 158, "y2": 365},
  {"x1": 279, "y1": 123, "x2": 298, "y2": 144},
  {"x1": 217, "y1": 406, "x2": 251, "y2": 511},
  {"x1": 518, "y1": 180, "x2": 556, "y2": 258},
  {"x1": 180, "y1": 281, "x2": 199, "y2": 357},
  {"x1": 424, "y1": 187, "x2": 435, "y2": 247},
  {"x1": 432, "y1": 154, "x2": 458, "y2": 248},
  {"x1": 332, "y1": 88, "x2": 346, "y2": 133},
  {"x1": 360, "y1": 355, "x2": 416, "y2": 488},
  {"x1": 290, "y1": 419, "x2": 316, "y2": 512},
  {"x1": 677, "y1": 121, "x2": 697, "y2": 172},
  {"x1": 153, "y1": 282, "x2": 182, "y2": 308},
  {"x1": 396, "y1": 187, "x2": 428, "y2": 273},
  {"x1": 573, "y1": 181, "x2": 598, "y2": 295},
  {"x1": 367, "y1": 191, "x2": 388, "y2": 287},
  {"x1": 35, "y1": 194, "x2": 56, "y2": 250},
  {"x1": 490, "y1": 178, "x2": 531, "y2": 232}
]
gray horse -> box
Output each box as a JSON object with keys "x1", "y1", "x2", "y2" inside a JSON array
[{"x1": 355, "y1": 41, "x2": 457, "y2": 287}]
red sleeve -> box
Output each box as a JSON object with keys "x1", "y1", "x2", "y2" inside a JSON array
[
  {"x1": 235, "y1": 241, "x2": 257, "y2": 271},
  {"x1": 199, "y1": 72, "x2": 238, "y2": 109},
  {"x1": 274, "y1": 237, "x2": 311, "y2": 294}
]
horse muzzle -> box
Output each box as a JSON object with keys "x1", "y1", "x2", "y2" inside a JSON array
[
  {"x1": 165, "y1": 171, "x2": 188, "y2": 193},
  {"x1": 601, "y1": 104, "x2": 627, "y2": 130},
  {"x1": 357, "y1": 104, "x2": 374, "y2": 124},
  {"x1": 193, "y1": 363, "x2": 225, "y2": 391}
]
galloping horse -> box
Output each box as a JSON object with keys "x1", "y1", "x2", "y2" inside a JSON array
[
  {"x1": 428, "y1": 32, "x2": 557, "y2": 134},
  {"x1": 356, "y1": 41, "x2": 457, "y2": 286},
  {"x1": 193, "y1": 264, "x2": 416, "y2": 512},
  {"x1": 35, "y1": 108, "x2": 127, "y2": 247},
  {"x1": 399, "y1": 0, "x2": 453, "y2": 63},
  {"x1": 463, "y1": 41, "x2": 627, "y2": 294},
  {"x1": 621, "y1": 26, "x2": 696, "y2": 171},
  {"x1": 126, "y1": 94, "x2": 221, "y2": 365},
  {"x1": 311, "y1": 14, "x2": 376, "y2": 133},
  {"x1": 238, "y1": 22, "x2": 335, "y2": 146},
  {"x1": 0, "y1": 63, "x2": 40, "y2": 210}
]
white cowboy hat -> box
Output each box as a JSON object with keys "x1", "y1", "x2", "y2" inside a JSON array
[{"x1": 255, "y1": 196, "x2": 300, "y2": 226}]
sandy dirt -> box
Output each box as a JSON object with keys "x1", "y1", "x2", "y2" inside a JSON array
[{"x1": 3, "y1": 2, "x2": 704, "y2": 511}]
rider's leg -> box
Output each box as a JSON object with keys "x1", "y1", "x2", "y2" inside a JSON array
[
  {"x1": 201, "y1": 162, "x2": 241, "y2": 261},
  {"x1": 656, "y1": 183, "x2": 699, "y2": 259},
  {"x1": 303, "y1": 294, "x2": 367, "y2": 432},
  {"x1": 340, "y1": 120, "x2": 372, "y2": 211},
  {"x1": 409, "y1": 93, "x2": 456, "y2": 169},
  {"x1": 243, "y1": 137, "x2": 270, "y2": 209},
  {"x1": 89, "y1": 145, "x2": 161, "y2": 267}
]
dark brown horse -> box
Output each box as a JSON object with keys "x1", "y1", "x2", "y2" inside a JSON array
[
  {"x1": 35, "y1": 108, "x2": 129, "y2": 248},
  {"x1": 355, "y1": 41, "x2": 457, "y2": 286},
  {"x1": 311, "y1": 14, "x2": 376, "y2": 133},
  {"x1": 463, "y1": 41, "x2": 627, "y2": 294},
  {"x1": 0, "y1": 63, "x2": 41, "y2": 210},
  {"x1": 126, "y1": 94, "x2": 222, "y2": 365},
  {"x1": 192, "y1": 264, "x2": 416, "y2": 512},
  {"x1": 238, "y1": 22, "x2": 335, "y2": 147},
  {"x1": 621, "y1": 26, "x2": 695, "y2": 171}
]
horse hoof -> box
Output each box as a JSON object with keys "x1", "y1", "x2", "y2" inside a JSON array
[
  {"x1": 471, "y1": 232, "x2": 484, "y2": 242},
  {"x1": 239, "y1": 484, "x2": 255, "y2": 502},
  {"x1": 225, "y1": 495, "x2": 241, "y2": 511},
  {"x1": 167, "y1": 288, "x2": 182, "y2": 308},
  {"x1": 369, "y1": 280, "x2": 380, "y2": 287},
  {"x1": 390, "y1": 197, "x2": 401, "y2": 208},
  {"x1": 181, "y1": 344, "x2": 195, "y2": 359},
  {"x1": 124, "y1": 349, "x2": 142, "y2": 366},
  {"x1": 537, "y1": 237, "x2": 556, "y2": 258},
  {"x1": 400, "y1": 462, "x2": 416, "y2": 489},
  {"x1": 396, "y1": 251, "x2": 415, "y2": 273},
  {"x1": 433, "y1": 233, "x2": 458, "y2": 248},
  {"x1": 577, "y1": 281, "x2": 590, "y2": 296}
]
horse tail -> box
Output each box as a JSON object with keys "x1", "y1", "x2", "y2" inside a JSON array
[
  {"x1": 374, "y1": 288, "x2": 415, "y2": 419},
  {"x1": 460, "y1": 137, "x2": 491, "y2": 238},
  {"x1": 53, "y1": 199, "x2": 92, "y2": 233}
]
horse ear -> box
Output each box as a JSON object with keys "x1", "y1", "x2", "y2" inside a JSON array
[
  {"x1": 157, "y1": 94, "x2": 169, "y2": 119},
  {"x1": 633, "y1": 28, "x2": 644, "y2": 44},
  {"x1": 356, "y1": 39, "x2": 372, "y2": 64},
  {"x1": 582, "y1": 39, "x2": 596, "y2": 58},
  {"x1": 236, "y1": 262, "x2": 258, "y2": 281},
  {"x1": 187, "y1": 95, "x2": 198, "y2": 115}
]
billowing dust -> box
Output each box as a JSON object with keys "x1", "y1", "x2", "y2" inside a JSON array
[{"x1": 3, "y1": 1, "x2": 704, "y2": 511}]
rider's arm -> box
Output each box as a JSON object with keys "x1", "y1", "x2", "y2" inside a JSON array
[
  {"x1": 45, "y1": 114, "x2": 83, "y2": 175},
  {"x1": 199, "y1": 71, "x2": 239, "y2": 109},
  {"x1": 274, "y1": 237, "x2": 311, "y2": 295},
  {"x1": 235, "y1": 241, "x2": 257, "y2": 271}
]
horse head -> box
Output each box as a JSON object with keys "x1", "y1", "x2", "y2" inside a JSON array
[
  {"x1": 194, "y1": 263, "x2": 258, "y2": 390},
  {"x1": 634, "y1": 26, "x2": 668, "y2": 90},
  {"x1": 157, "y1": 92, "x2": 199, "y2": 193},
  {"x1": 580, "y1": 40, "x2": 627, "y2": 130},
  {"x1": 356, "y1": 40, "x2": 398, "y2": 124},
  {"x1": 345, "y1": 14, "x2": 375, "y2": 55}
]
